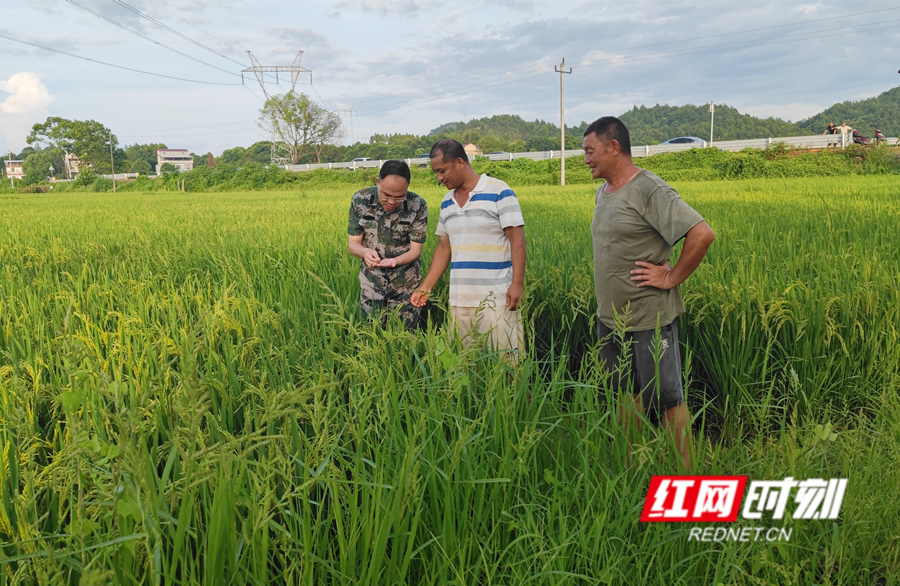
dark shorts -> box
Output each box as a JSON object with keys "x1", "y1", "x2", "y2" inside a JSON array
[{"x1": 596, "y1": 318, "x2": 684, "y2": 413}]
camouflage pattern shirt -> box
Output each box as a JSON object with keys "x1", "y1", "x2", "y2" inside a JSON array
[{"x1": 347, "y1": 186, "x2": 428, "y2": 324}]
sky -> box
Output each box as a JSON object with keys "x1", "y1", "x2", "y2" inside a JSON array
[{"x1": 2, "y1": 1, "x2": 900, "y2": 156}]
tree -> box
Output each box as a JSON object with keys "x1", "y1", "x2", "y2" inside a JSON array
[
  {"x1": 27, "y1": 117, "x2": 120, "y2": 173},
  {"x1": 124, "y1": 143, "x2": 166, "y2": 172},
  {"x1": 160, "y1": 163, "x2": 177, "y2": 174},
  {"x1": 22, "y1": 148, "x2": 64, "y2": 185},
  {"x1": 206, "y1": 152, "x2": 217, "y2": 168},
  {"x1": 128, "y1": 158, "x2": 152, "y2": 175},
  {"x1": 258, "y1": 92, "x2": 343, "y2": 164}
]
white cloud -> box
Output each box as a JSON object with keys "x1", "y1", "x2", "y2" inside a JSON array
[
  {"x1": 329, "y1": 0, "x2": 442, "y2": 16},
  {"x1": 0, "y1": 72, "x2": 55, "y2": 114},
  {"x1": 0, "y1": 73, "x2": 55, "y2": 152}
]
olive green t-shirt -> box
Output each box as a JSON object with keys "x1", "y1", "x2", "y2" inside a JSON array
[{"x1": 591, "y1": 169, "x2": 704, "y2": 331}]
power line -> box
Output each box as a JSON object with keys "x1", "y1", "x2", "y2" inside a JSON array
[
  {"x1": 118, "y1": 128, "x2": 263, "y2": 139},
  {"x1": 564, "y1": 5, "x2": 900, "y2": 62},
  {"x1": 0, "y1": 31, "x2": 243, "y2": 86},
  {"x1": 349, "y1": 5, "x2": 900, "y2": 111},
  {"x1": 64, "y1": 0, "x2": 241, "y2": 78},
  {"x1": 119, "y1": 120, "x2": 258, "y2": 133},
  {"x1": 577, "y1": 19, "x2": 900, "y2": 70},
  {"x1": 357, "y1": 16, "x2": 900, "y2": 116},
  {"x1": 141, "y1": 0, "x2": 281, "y2": 84},
  {"x1": 239, "y1": 0, "x2": 291, "y2": 43},
  {"x1": 112, "y1": 0, "x2": 249, "y2": 69}
]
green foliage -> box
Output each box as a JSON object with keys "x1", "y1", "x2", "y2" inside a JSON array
[
  {"x1": 259, "y1": 92, "x2": 342, "y2": 164},
  {"x1": 797, "y1": 85, "x2": 900, "y2": 136},
  {"x1": 1, "y1": 182, "x2": 900, "y2": 584},
  {"x1": 27, "y1": 116, "x2": 121, "y2": 173},
  {"x1": 126, "y1": 158, "x2": 152, "y2": 175},
  {"x1": 219, "y1": 141, "x2": 272, "y2": 167},
  {"x1": 92, "y1": 177, "x2": 114, "y2": 192},
  {"x1": 620, "y1": 103, "x2": 801, "y2": 145},
  {"x1": 73, "y1": 168, "x2": 99, "y2": 187},
  {"x1": 48, "y1": 145, "x2": 900, "y2": 195},
  {"x1": 123, "y1": 143, "x2": 166, "y2": 173},
  {"x1": 21, "y1": 148, "x2": 64, "y2": 185}
]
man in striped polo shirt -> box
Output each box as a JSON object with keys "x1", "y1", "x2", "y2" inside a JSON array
[{"x1": 410, "y1": 139, "x2": 526, "y2": 359}]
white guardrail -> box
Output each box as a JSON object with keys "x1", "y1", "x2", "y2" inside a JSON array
[{"x1": 284, "y1": 134, "x2": 893, "y2": 173}]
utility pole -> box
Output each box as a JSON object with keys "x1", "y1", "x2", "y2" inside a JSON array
[
  {"x1": 555, "y1": 58, "x2": 573, "y2": 185},
  {"x1": 709, "y1": 102, "x2": 715, "y2": 145},
  {"x1": 7, "y1": 151, "x2": 12, "y2": 189},
  {"x1": 109, "y1": 131, "x2": 116, "y2": 193}
]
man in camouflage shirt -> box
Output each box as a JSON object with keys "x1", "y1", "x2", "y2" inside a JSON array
[{"x1": 347, "y1": 160, "x2": 428, "y2": 328}]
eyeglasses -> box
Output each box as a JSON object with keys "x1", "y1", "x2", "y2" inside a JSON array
[{"x1": 379, "y1": 193, "x2": 407, "y2": 203}]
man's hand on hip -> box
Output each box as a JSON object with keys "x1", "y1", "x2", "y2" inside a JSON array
[{"x1": 631, "y1": 261, "x2": 676, "y2": 290}]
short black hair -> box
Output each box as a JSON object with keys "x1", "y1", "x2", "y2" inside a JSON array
[
  {"x1": 378, "y1": 160, "x2": 411, "y2": 183},
  {"x1": 584, "y1": 116, "x2": 632, "y2": 157},
  {"x1": 429, "y1": 138, "x2": 469, "y2": 164}
]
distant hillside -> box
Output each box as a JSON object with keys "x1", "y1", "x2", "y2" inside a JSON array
[
  {"x1": 620, "y1": 104, "x2": 801, "y2": 145},
  {"x1": 428, "y1": 114, "x2": 583, "y2": 150},
  {"x1": 796, "y1": 86, "x2": 900, "y2": 136},
  {"x1": 428, "y1": 105, "x2": 805, "y2": 149},
  {"x1": 300, "y1": 87, "x2": 900, "y2": 163}
]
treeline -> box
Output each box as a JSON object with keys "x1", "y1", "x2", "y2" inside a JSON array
[
  {"x1": 7, "y1": 85, "x2": 900, "y2": 183},
  {"x1": 7, "y1": 143, "x2": 896, "y2": 195},
  {"x1": 797, "y1": 86, "x2": 900, "y2": 137},
  {"x1": 620, "y1": 104, "x2": 800, "y2": 145}
]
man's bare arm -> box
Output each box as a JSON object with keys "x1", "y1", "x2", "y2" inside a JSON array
[
  {"x1": 348, "y1": 234, "x2": 381, "y2": 268},
  {"x1": 630, "y1": 221, "x2": 715, "y2": 289},
  {"x1": 410, "y1": 236, "x2": 451, "y2": 307},
  {"x1": 503, "y1": 225, "x2": 526, "y2": 309}
]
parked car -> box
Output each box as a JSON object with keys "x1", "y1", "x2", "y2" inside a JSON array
[
  {"x1": 658, "y1": 137, "x2": 705, "y2": 145},
  {"x1": 414, "y1": 153, "x2": 430, "y2": 158},
  {"x1": 351, "y1": 157, "x2": 373, "y2": 162}
]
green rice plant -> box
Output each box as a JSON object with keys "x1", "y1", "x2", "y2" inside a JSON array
[{"x1": 1, "y1": 179, "x2": 899, "y2": 584}]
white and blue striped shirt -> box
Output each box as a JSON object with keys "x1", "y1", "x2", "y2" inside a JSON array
[{"x1": 435, "y1": 174, "x2": 525, "y2": 307}]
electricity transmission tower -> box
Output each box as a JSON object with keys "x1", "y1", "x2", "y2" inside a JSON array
[
  {"x1": 335, "y1": 106, "x2": 358, "y2": 145},
  {"x1": 243, "y1": 50, "x2": 312, "y2": 166}
]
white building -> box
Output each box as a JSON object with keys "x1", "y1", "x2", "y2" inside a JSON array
[
  {"x1": 157, "y1": 149, "x2": 194, "y2": 172},
  {"x1": 4, "y1": 160, "x2": 24, "y2": 181}
]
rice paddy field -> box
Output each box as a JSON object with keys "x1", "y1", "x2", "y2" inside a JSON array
[{"x1": 2, "y1": 176, "x2": 900, "y2": 585}]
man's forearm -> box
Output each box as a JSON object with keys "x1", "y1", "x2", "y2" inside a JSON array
[
  {"x1": 510, "y1": 232, "x2": 526, "y2": 286},
  {"x1": 389, "y1": 243, "x2": 424, "y2": 267},
  {"x1": 348, "y1": 239, "x2": 374, "y2": 260},
  {"x1": 669, "y1": 221, "x2": 715, "y2": 286},
  {"x1": 419, "y1": 244, "x2": 451, "y2": 290}
]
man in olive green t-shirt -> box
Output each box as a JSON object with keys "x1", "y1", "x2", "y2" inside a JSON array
[{"x1": 582, "y1": 116, "x2": 716, "y2": 471}]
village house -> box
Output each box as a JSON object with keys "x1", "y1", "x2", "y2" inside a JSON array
[
  {"x1": 157, "y1": 149, "x2": 194, "y2": 173},
  {"x1": 4, "y1": 159, "x2": 24, "y2": 181}
]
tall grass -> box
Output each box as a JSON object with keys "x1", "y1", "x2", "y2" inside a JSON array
[{"x1": 1, "y1": 178, "x2": 899, "y2": 584}]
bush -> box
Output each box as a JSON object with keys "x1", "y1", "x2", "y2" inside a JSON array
[
  {"x1": 92, "y1": 178, "x2": 114, "y2": 192},
  {"x1": 74, "y1": 170, "x2": 98, "y2": 187}
]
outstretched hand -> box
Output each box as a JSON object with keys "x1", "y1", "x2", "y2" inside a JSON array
[
  {"x1": 630, "y1": 260, "x2": 675, "y2": 290},
  {"x1": 374, "y1": 257, "x2": 398, "y2": 268}
]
